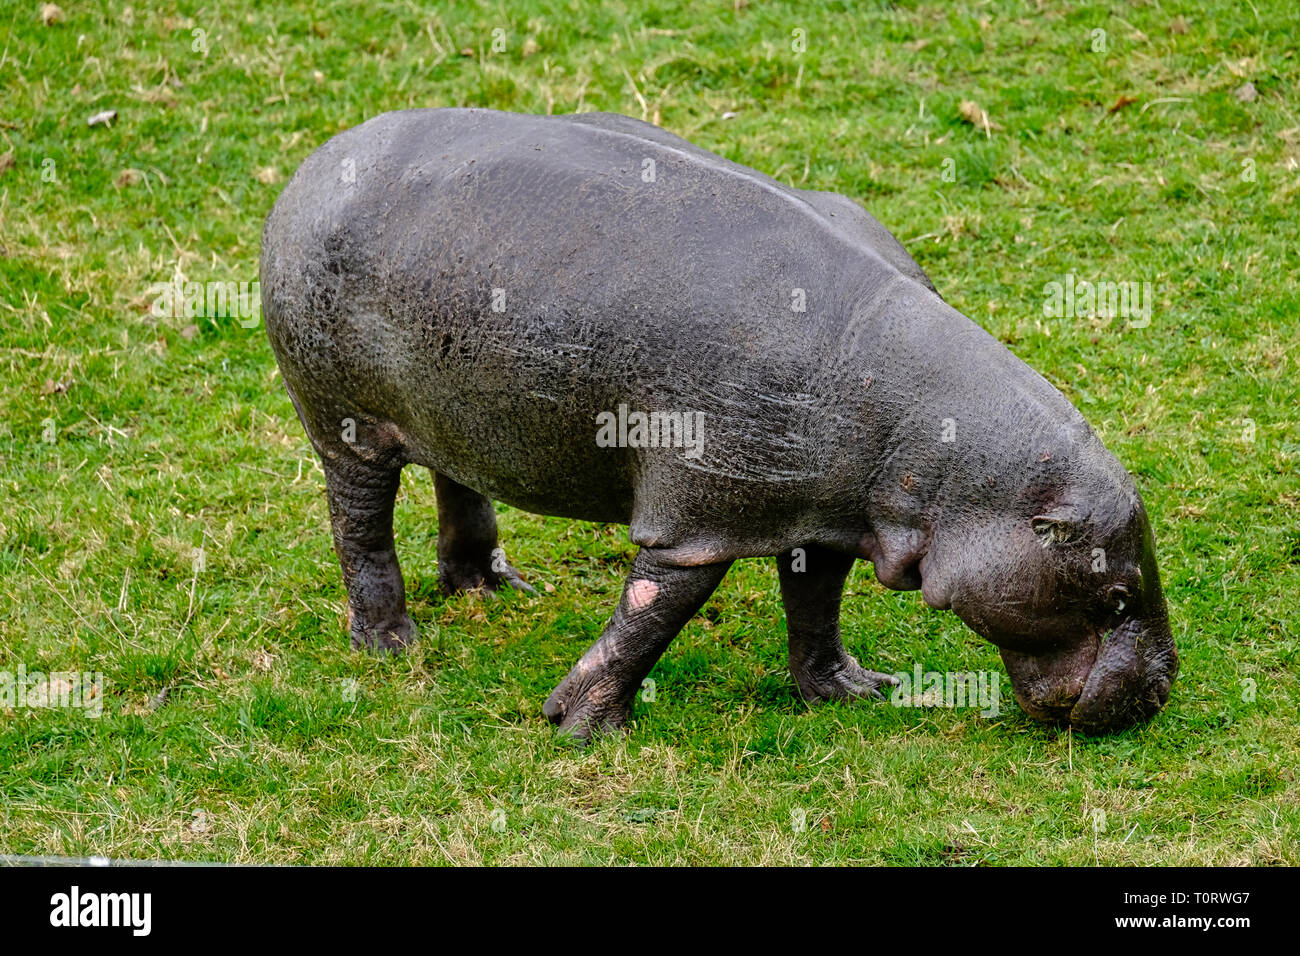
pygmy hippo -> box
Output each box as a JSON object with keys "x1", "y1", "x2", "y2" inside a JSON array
[{"x1": 261, "y1": 108, "x2": 1177, "y2": 741}]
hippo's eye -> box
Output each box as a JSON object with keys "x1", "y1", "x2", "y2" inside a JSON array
[{"x1": 1106, "y1": 584, "x2": 1131, "y2": 614}]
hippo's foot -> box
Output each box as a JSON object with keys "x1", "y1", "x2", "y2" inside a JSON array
[
  {"x1": 438, "y1": 552, "x2": 535, "y2": 597},
  {"x1": 777, "y1": 544, "x2": 900, "y2": 706},
  {"x1": 542, "y1": 549, "x2": 732, "y2": 743},
  {"x1": 542, "y1": 667, "x2": 633, "y2": 743},
  {"x1": 319, "y1": 448, "x2": 418, "y2": 657},
  {"x1": 792, "y1": 652, "x2": 900, "y2": 704},
  {"x1": 349, "y1": 614, "x2": 418, "y2": 654},
  {"x1": 434, "y1": 474, "x2": 536, "y2": 596}
]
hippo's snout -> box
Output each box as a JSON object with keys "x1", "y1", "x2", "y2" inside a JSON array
[
  {"x1": 998, "y1": 610, "x2": 1177, "y2": 734},
  {"x1": 1068, "y1": 615, "x2": 1178, "y2": 734}
]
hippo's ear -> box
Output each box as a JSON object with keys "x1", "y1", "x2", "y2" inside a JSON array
[{"x1": 1032, "y1": 506, "x2": 1085, "y2": 547}]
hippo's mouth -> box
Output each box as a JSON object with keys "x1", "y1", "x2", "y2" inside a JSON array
[
  {"x1": 998, "y1": 616, "x2": 1178, "y2": 733},
  {"x1": 998, "y1": 632, "x2": 1101, "y2": 724},
  {"x1": 1068, "y1": 616, "x2": 1178, "y2": 734}
]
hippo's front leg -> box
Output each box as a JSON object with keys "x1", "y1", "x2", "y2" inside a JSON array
[
  {"x1": 778, "y1": 544, "x2": 899, "y2": 703},
  {"x1": 544, "y1": 549, "x2": 732, "y2": 741}
]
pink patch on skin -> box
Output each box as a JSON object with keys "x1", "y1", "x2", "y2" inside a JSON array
[
  {"x1": 627, "y1": 579, "x2": 659, "y2": 610},
  {"x1": 666, "y1": 545, "x2": 721, "y2": 566}
]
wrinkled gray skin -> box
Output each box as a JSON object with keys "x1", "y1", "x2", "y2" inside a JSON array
[{"x1": 261, "y1": 108, "x2": 1177, "y2": 741}]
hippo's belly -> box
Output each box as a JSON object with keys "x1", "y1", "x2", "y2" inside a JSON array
[{"x1": 388, "y1": 325, "x2": 641, "y2": 522}]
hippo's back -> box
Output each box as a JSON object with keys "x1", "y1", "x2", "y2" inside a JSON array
[{"x1": 261, "y1": 108, "x2": 930, "y2": 534}]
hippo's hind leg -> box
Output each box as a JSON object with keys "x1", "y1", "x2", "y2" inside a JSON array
[
  {"x1": 319, "y1": 438, "x2": 417, "y2": 653},
  {"x1": 778, "y1": 544, "x2": 899, "y2": 703},
  {"x1": 544, "y1": 548, "x2": 731, "y2": 741},
  {"x1": 433, "y1": 473, "x2": 533, "y2": 595}
]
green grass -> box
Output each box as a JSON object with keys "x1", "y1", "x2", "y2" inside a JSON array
[{"x1": 1, "y1": 0, "x2": 1296, "y2": 865}]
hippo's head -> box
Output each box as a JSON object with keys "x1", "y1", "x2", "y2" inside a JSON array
[{"x1": 920, "y1": 477, "x2": 1178, "y2": 735}]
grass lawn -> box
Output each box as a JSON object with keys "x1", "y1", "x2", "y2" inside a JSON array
[{"x1": 0, "y1": 0, "x2": 1296, "y2": 865}]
